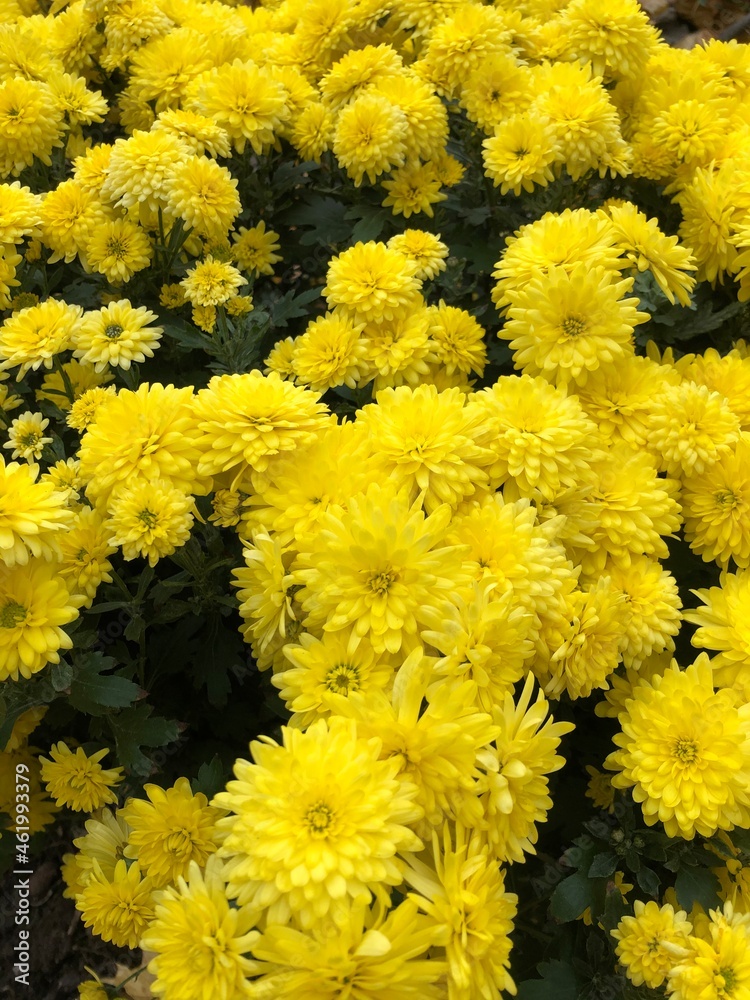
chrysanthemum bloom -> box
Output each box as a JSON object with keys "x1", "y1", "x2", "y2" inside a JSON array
[
  {"x1": 0, "y1": 77, "x2": 64, "y2": 178},
  {"x1": 107, "y1": 479, "x2": 193, "y2": 567},
  {"x1": 387, "y1": 230, "x2": 448, "y2": 281},
  {"x1": 381, "y1": 161, "x2": 447, "y2": 219},
  {"x1": 422, "y1": 583, "x2": 533, "y2": 711},
  {"x1": 595, "y1": 650, "x2": 672, "y2": 721},
  {"x1": 79, "y1": 383, "x2": 207, "y2": 505},
  {"x1": 575, "y1": 444, "x2": 682, "y2": 575},
  {"x1": 41, "y1": 458, "x2": 83, "y2": 501},
  {"x1": 101, "y1": 129, "x2": 188, "y2": 216},
  {"x1": 77, "y1": 860, "x2": 155, "y2": 948},
  {"x1": 585, "y1": 765, "x2": 615, "y2": 811},
  {"x1": 209, "y1": 488, "x2": 243, "y2": 528},
  {"x1": 419, "y1": 4, "x2": 512, "y2": 97},
  {"x1": 0, "y1": 456, "x2": 73, "y2": 566},
  {"x1": 142, "y1": 857, "x2": 259, "y2": 1000},
  {"x1": 373, "y1": 73, "x2": 449, "y2": 163},
  {"x1": 36, "y1": 360, "x2": 113, "y2": 414},
  {"x1": 602, "y1": 556, "x2": 682, "y2": 669},
  {"x1": 151, "y1": 108, "x2": 231, "y2": 159},
  {"x1": 356, "y1": 384, "x2": 492, "y2": 512},
  {"x1": 460, "y1": 52, "x2": 532, "y2": 132},
  {"x1": 72, "y1": 143, "x2": 112, "y2": 195},
  {"x1": 232, "y1": 221, "x2": 281, "y2": 277},
  {"x1": 472, "y1": 374, "x2": 600, "y2": 497},
  {"x1": 320, "y1": 44, "x2": 404, "y2": 110},
  {"x1": 334, "y1": 649, "x2": 496, "y2": 830},
  {"x1": 687, "y1": 570, "x2": 750, "y2": 699},
  {"x1": 648, "y1": 382, "x2": 740, "y2": 479},
  {"x1": 576, "y1": 354, "x2": 680, "y2": 451},
  {"x1": 49, "y1": 73, "x2": 107, "y2": 128},
  {"x1": 483, "y1": 114, "x2": 562, "y2": 196},
  {"x1": 250, "y1": 897, "x2": 445, "y2": 999},
  {"x1": 477, "y1": 673, "x2": 573, "y2": 863},
  {"x1": 560, "y1": 0, "x2": 658, "y2": 80},
  {"x1": 295, "y1": 483, "x2": 469, "y2": 655},
  {"x1": 0, "y1": 299, "x2": 83, "y2": 379},
  {"x1": 187, "y1": 59, "x2": 289, "y2": 155},
  {"x1": 676, "y1": 164, "x2": 743, "y2": 284},
  {"x1": 66, "y1": 386, "x2": 117, "y2": 433},
  {"x1": 0, "y1": 181, "x2": 42, "y2": 245},
  {"x1": 491, "y1": 207, "x2": 622, "y2": 313},
  {"x1": 232, "y1": 531, "x2": 297, "y2": 652},
  {"x1": 291, "y1": 102, "x2": 335, "y2": 161},
  {"x1": 272, "y1": 629, "x2": 394, "y2": 729},
  {"x1": 680, "y1": 348, "x2": 750, "y2": 429},
  {"x1": 166, "y1": 155, "x2": 240, "y2": 240},
  {"x1": 333, "y1": 91, "x2": 407, "y2": 187},
  {"x1": 501, "y1": 263, "x2": 646, "y2": 387},
  {"x1": 126, "y1": 24, "x2": 212, "y2": 109},
  {"x1": 71, "y1": 808, "x2": 131, "y2": 889},
  {"x1": 58, "y1": 507, "x2": 115, "y2": 609},
  {"x1": 603, "y1": 202, "x2": 696, "y2": 306},
  {"x1": 84, "y1": 217, "x2": 152, "y2": 284},
  {"x1": 360, "y1": 307, "x2": 435, "y2": 389},
  {"x1": 213, "y1": 716, "x2": 423, "y2": 927},
  {"x1": 324, "y1": 241, "x2": 422, "y2": 326},
  {"x1": 612, "y1": 901, "x2": 692, "y2": 988},
  {"x1": 4, "y1": 410, "x2": 51, "y2": 462},
  {"x1": 40, "y1": 743, "x2": 122, "y2": 813},
  {"x1": 122, "y1": 777, "x2": 222, "y2": 889},
  {"x1": 607, "y1": 655, "x2": 750, "y2": 839},
  {"x1": 291, "y1": 311, "x2": 369, "y2": 392},
  {"x1": 0, "y1": 560, "x2": 78, "y2": 680},
  {"x1": 0, "y1": 247, "x2": 20, "y2": 308},
  {"x1": 73, "y1": 300, "x2": 163, "y2": 374},
  {"x1": 668, "y1": 904, "x2": 750, "y2": 999},
  {"x1": 180, "y1": 256, "x2": 246, "y2": 307},
  {"x1": 681, "y1": 440, "x2": 750, "y2": 569},
  {"x1": 40, "y1": 179, "x2": 110, "y2": 265},
  {"x1": 424, "y1": 302, "x2": 486, "y2": 375},
  {"x1": 77, "y1": 978, "x2": 107, "y2": 1000},
  {"x1": 405, "y1": 824, "x2": 517, "y2": 1000}
]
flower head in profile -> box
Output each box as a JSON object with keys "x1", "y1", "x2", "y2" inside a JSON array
[
  {"x1": 58, "y1": 506, "x2": 115, "y2": 609},
  {"x1": 232, "y1": 531, "x2": 297, "y2": 652},
  {"x1": 141, "y1": 856, "x2": 259, "y2": 1000},
  {"x1": 213, "y1": 715, "x2": 423, "y2": 928},
  {"x1": 73, "y1": 300, "x2": 163, "y2": 373},
  {"x1": 40, "y1": 742, "x2": 122, "y2": 813},
  {"x1": 606, "y1": 655, "x2": 750, "y2": 839},
  {"x1": 612, "y1": 900, "x2": 692, "y2": 989}
]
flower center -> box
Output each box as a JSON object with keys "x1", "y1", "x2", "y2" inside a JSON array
[
  {"x1": 561, "y1": 314, "x2": 587, "y2": 338},
  {"x1": 715, "y1": 967, "x2": 737, "y2": 994},
  {"x1": 672, "y1": 737, "x2": 699, "y2": 764},
  {"x1": 105, "y1": 324, "x2": 124, "y2": 339},
  {"x1": 0, "y1": 600, "x2": 27, "y2": 628},
  {"x1": 138, "y1": 508, "x2": 158, "y2": 528},
  {"x1": 304, "y1": 801, "x2": 335, "y2": 837},
  {"x1": 165, "y1": 828, "x2": 196, "y2": 857},
  {"x1": 715, "y1": 489, "x2": 738, "y2": 509},
  {"x1": 19, "y1": 431, "x2": 40, "y2": 448},
  {"x1": 106, "y1": 239, "x2": 127, "y2": 260},
  {"x1": 367, "y1": 569, "x2": 398, "y2": 595},
  {"x1": 325, "y1": 663, "x2": 361, "y2": 694}
]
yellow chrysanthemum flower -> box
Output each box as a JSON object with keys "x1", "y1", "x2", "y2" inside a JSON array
[
  {"x1": 585, "y1": 765, "x2": 615, "y2": 812},
  {"x1": 84, "y1": 216, "x2": 152, "y2": 285},
  {"x1": 0, "y1": 76, "x2": 64, "y2": 178},
  {"x1": 4, "y1": 410, "x2": 51, "y2": 462},
  {"x1": 101, "y1": 129, "x2": 188, "y2": 215},
  {"x1": 681, "y1": 440, "x2": 750, "y2": 569},
  {"x1": 648, "y1": 382, "x2": 740, "y2": 478},
  {"x1": 0, "y1": 180, "x2": 42, "y2": 245},
  {"x1": 121, "y1": 777, "x2": 221, "y2": 889},
  {"x1": 77, "y1": 859, "x2": 155, "y2": 949},
  {"x1": 405, "y1": 824, "x2": 517, "y2": 1000},
  {"x1": 680, "y1": 348, "x2": 750, "y2": 430},
  {"x1": 78, "y1": 382, "x2": 207, "y2": 506},
  {"x1": 151, "y1": 108, "x2": 231, "y2": 158},
  {"x1": 607, "y1": 655, "x2": 750, "y2": 839},
  {"x1": 603, "y1": 556, "x2": 682, "y2": 669},
  {"x1": 320, "y1": 43, "x2": 403, "y2": 110},
  {"x1": 483, "y1": 113, "x2": 562, "y2": 196},
  {"x1": 360, "y1": 307, "x2": 435, "y2": 390},
  {"x1": 166, "y1": 155, "x2": 241, "y2": 239},
  {"x1": 290, "y1": 101, "x2": 335, "y2": 161},
  {"x1": 107, "y1": 479, "x2": 194, "y2": 567},
  {"x1": 66, "y1": 385, "x2": 117, "y2": 433},
  {"x1": 58, "y1": 506, "x2": 115, "y2": 609},
  {"x1": 477, "y1": 673, "x2": 574, "y2": 863},
  {"x1": 36, "y1": 359, "x2": 113, "y2": 413},
  {"x1": 0, "y1": 456, "x2": 73, "y2": 566},
  {"x1": 668, "y1": 904, "x2": 750, "y2": 1000},
  {"x1": 501, "y1": 264, "x2": 647, "y2": 387},
  {"x1": 324, "y1": 241, "x2": 421, "y2": 325},
  {"x1": 0, "y1": 299, "x2": 83, "y2": 380},
  {"x1": 233, "y1": 531, "x2": 296, "y2": 652},
  {"x1": 40, "y1": 179, "x2": 109, "y2": 265},
  {"x1": 209, "y1": 488, "x2": 243, "y2": 528},
  {"x1": 40, "y1": 742, "x2": 122, "y2": 813},
  {"x1": 333, "y1": 90, "x2": 407, "y2": 187},
  {"x1": 141, "y1": 856, "x2": 259, "y2": 999},
  {"x1": 687, "y1": 569, "x2": 750, "y2": 700},
  {"x1": 460, "y1": 52, "x2": 531, "y2": 132},
  {"x1": 560, "y1": 0, "x2": 658, "y2": 81},
  {"x1": 291, "y1": 311, "x2": 368, "y2": 392},
  {"x1": 0, "y1": 559, "x2": 78, "y2": 681},
  {"x1": 180, "y1": 256, "x2": 247, "y2": 307},
  {"x1": 73, "y1": 300, "x2": 163, "y2": 373},
  {"x1": 387, "y1": 230, "x2": 448, "y2": 281},
  {"x1": 381, "y1": 161, "x2": 446, "y2": 219},
  {"x1": 419, "y1": 4, "x2": 511, "y2": 98},
  {"x1": 232, "y1": 220, "x2": 281, "y2": 277},
  {"x1": 612, "y1": 901, "x2": 692, "y2": 989},
  {"x1": 294, "y1": 482, "x2": 470, "y2": 655},
  {"x1": 213, "y1": 715, "x2": 423, "y2": 927}
]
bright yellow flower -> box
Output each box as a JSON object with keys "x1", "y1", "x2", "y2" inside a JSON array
[
  {"x1": 381, "y1": 161, "x2": 446, "y2": 219},
  {"x1": 58, "y1": 506, "x2": 115, "y2": 608},
  {"x1": 604, "y1": 556, "x2": 682, "y2": 669},
  {"x1": 213, "y1": 715, "x2": 423, "y2": 928},
  {"x1": 483, "y1": 113, "x2": 562, "y2": 196},
  {"x1": 0, "y1": 180, "x2": 42, "y2": 245},
  {"x1": 681, "y1": 440, "x2": 750, "y2": 569},
  {"x1": 425, "y1": 302, "x2": 486, "y2": 375},
  {"x1": 387, "y1": 230, "x2": 448, "y2": 281},
  {"x1": 232, "y1": 220, "x2": 281, "y2": 277},
  {"x1": 40, "y1": 742, "x2": 122, "y2": 813},
  {"x1": 107, "y1": 479, "x2": 194, "y2": 567},
  {"x1": 180, "y1": 256, "x2": 247, "y2": 307},
  {"x1": 0, "y1": 299, "x2": 82, "y2": 380},
  {"x1": 333, "y1": 90, "x2": 407, "y2": 187},
  {"x1": 560, "y1": 0, "x2": 658, "y2": 81},
  {"x1": 668, "y1": 904, "x2": 750, "y2": 1000},
  {"x1": 101, "y1": 129, "x2": 188, "y2": 215},
  {"x1": 73, "y1": 300, "x2": 162, "y2": 373},
  {"x1": 687, "y1": 569, "x2": 750, "y2": 700},
  {"x1": 291, "y1": 310, "x2": 368, "y2": 392},
  {"x1": 648, "y1": 382, "x2": 740, "y2": 478},
  {"x1": 0, "y1": 77, "x2": 63, "y2": 178},
  {"x1": 40, "y1": 179, "x2": 109, "y2": 265},
  {"x1": 66, "y1": 385, "x2": 117, "y2": 432},
  {"x1": 233, "y1": 531, "x2": 297, "y2": 651},
  {"x1": 151, "y1": 108, "x2": 231, "y2": 158},
  {"x1": 166, "y1": 155, "x2": 241, "y2": 239},
  {"x1": 84, "y1": 216, "x2": 152, "y2": 284},
  {"x1": 360, "y1": 307, "x2": 435, "y2": 390},
  {"x1": 612, "y1": 900, "x2": 692, "y2": 988},
  {"x1": 77, "y1": 860, "x2": 155, "y2": 949},
  {"x1": 320, "y1": 43, "x2": 404, "y2": 110},
  {"x1": 36, "y1": 359, "x2": 113, "y2": 413},
  {"x1": 324, "y1": 241, "x2": 421, "y2": 325},
  {"x1": 4, "y1": 410, "x2": 51, "y2": 462},
  {"x1": 607, "y1": 655, "x2": 750, "y2": 839}
]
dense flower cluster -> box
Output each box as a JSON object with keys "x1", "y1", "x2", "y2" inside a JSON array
[{"x1": 2, "y1": 0, "x2": 750, "y2": 996}]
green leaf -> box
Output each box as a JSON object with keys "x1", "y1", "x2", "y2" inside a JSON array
[
  {"x1": 675, "y1": 867, "x2": 721, "y2": 913},
  {"x1": 636, "y1": 866, "x2": 661, "y2": 897},
  {"x1": 191, "y1": 755, "x2": 226, "y2": 800},
  {"x1": 68, "y1": 653, "x2": 140, "y2": 716},
  {"x1": 281, "y1": 196, "x2": 350, "y2": 246},
  {"x1": 162, "y1": 320, "x2": 213, "y2": 351},
  {"x1": 588, "y1": 853, "x2": 617, "y2": 878},
  {"x1": 49, "y1": 661, "x2": 73, "y2": 692},
  {"x1": 516, "y1": 961, "x2": 579, "y2": 1000},
  {"x1": 109, "y1": 704, "x2": 180, "y2": 776},
  {"x1": 271, "y1": 286, "x2": 322, "y2": 328},
  {"x1": 550, "y1": 872, "x2": 596, "y2": 922},
  {"x1": 344, "y1": 204, "x2": 387, "y2": 243}
]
